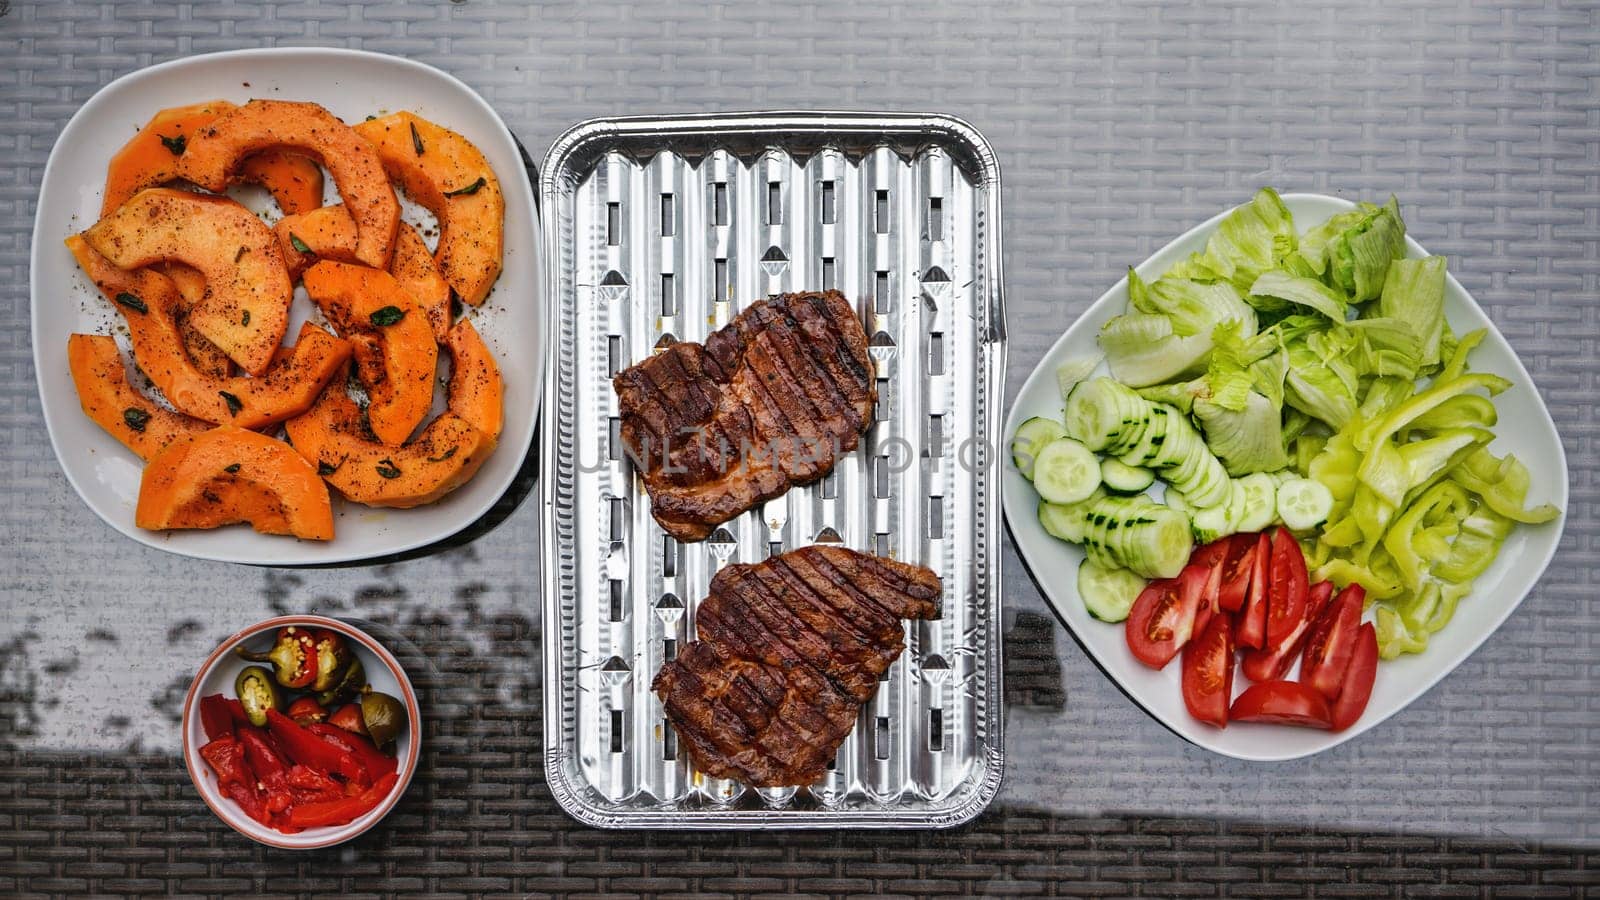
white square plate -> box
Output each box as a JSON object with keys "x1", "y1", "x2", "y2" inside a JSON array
[
  {"x1": 31, "y1": 48, "x2": 542, "y2": 565},
  {"x1": 1002, "y1": 193, "x2": 1568, "y2": 760}
]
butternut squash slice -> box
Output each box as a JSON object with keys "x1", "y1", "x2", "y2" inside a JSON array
[
  {"x1": 237, "y1": 152, "x2": 325, "y2": 216},
  {"x1": 146, "y1": 262, "x2": 232, "y2": 379},
  {"x1": 69, "y1": 235, "x2": 229, "y2": 377},
  {"x1": 101, "y1": 100, "x2": 325, "y2": 217},
  {"x1": 82, "y1": 188, "x2": 292, "y2": 375},
  {"x1": 180, "y1": 99, "x2": 399, "y2": 269},
  {"x1": 274, "y1": 204, "x2": 359, "y2": 280},
  {"x1": 354, "y1": 112, "x2": 504, "y2": 305},
  {"x1": 136, "y1": 425, "x2": 335, "y2": 541},
  {"x1": 285, "y1": 361, "x2": 494, "y2": 509},
  {"x1": 66, "y1": 334, "x2": 209, "y2": 460},
  {"x1": 275, "y1": 210, "x2": 450, "y2": 337},
  {"x1": 389, "y1": 223, "x2": 453, "y2": 339},
  {"x1": 66, "y1": 235, "x2": 350, "y2": 428},
  {"x1": 302, "y1": 261, "x2": 437, "y2": 447},
  {"x1": 443, "y1": 319, "x2": 503, "y2": 443}
]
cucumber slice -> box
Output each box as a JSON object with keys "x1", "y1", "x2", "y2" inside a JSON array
[
  {"x1": 1032, "y1": 438, "x2": 1102, "y2": 504},
  {"x1": 1104, "y1": 412, "x2": 1151, "y2": 458},
  {"x1": 1119, "y1": 406, "x2": 1170, "y2": 467},
  {"x1": 1077, "y1": 560, "x2": 1146, "y2": 623},
  {"x1": 1190, "y1": 501, "x2": 1234, "y2": 544},
  {"x1": 1011, "y1": 416, "x2": 1068, "y2": 480},
  {"x1": 1185, "y1": 454, "x2": 1233, "y2": 510},
  {"x1": 1277, "y1": 477, "x2": 1335, "y2": 531},
  {"x1": 1150, "y1": 407, "x2": 1197, "y2": 470},
  {"x1": 1141, "y1": 508, "x2": 1196, "y2": 578},
  {"x1": 1234, "y1": 473, "x2": 1278, "y2": 532},
  {"x1": 1039, "y1": 501, "x2": 1088, "y2": 543},
  {"x1": 1101, "y1": 458, "x2": 1155, "y2": 493},
  {"x1": 1164, "y1": 487, "x2": 1191, "y2": 516},
  {"x1": 1063, "y1": 377, "x2": 1144, "y2": 451}
]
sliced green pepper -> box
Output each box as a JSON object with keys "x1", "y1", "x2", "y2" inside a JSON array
[
  {"x1": 315, "y1": 655, "x2": 366, "y2": 707},
  {"x1": 309, "y1": 629, "x2": 351, "y2": 693},
  {"x1": 233, "y1": 665, "x2": 281, "y2": 728},
  {"x1": 359, "y1": 689, "x2": 406, "y2": 749}
]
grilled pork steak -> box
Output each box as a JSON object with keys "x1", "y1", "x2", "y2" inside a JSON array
[
  {"x1": 612, "y1": 290, "x2": 875, "y2": 542},
  {"x1": 653, "y1": 545, "x2": 941, "y2": 787}
]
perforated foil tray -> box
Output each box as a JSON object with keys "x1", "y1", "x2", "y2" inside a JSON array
[{"x1": 538, "y1": 112, "x2": 1006, "y2": 828}]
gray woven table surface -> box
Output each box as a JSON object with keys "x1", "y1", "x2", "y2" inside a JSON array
[{"x1": 2, "y1": 0, "x2": 1598, "y2": 894}]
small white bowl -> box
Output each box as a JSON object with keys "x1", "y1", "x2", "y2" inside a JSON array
[{"x1": 181, "y1": 615, "x2": 421, "y2": 848}]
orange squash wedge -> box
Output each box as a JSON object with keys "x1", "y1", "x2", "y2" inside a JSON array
[
  {"x1": 443, "y1": 319, "x2": 503, "y2": 443},
  {"x1": 82, "y1": 187, "x2": 292, "y2": 375},
  {"x1": 66, "y1": 235, "x2": 350, "y2": 428},
  {"x1": 69, "y1": 236, "x2": 229, "y2": 378},
  {"x1": 136, "y1": 425, "x2": 335, "y2": 541},
  {"x1": 285, "y1": 361, "x2": 494, "y2": 509},
  {"x1": 101, "y1": 100, "x2": 325, "y2": 217},
  {"x1": 275, "y1": 209, "x2": 450, "y2": 336},
  {"x1": 180, "y1": 99, "x2": 399, "y2": 269},
  {"x1": 66, "y1": 334, "x2": 209, "y2": 460},
  {"x1": 390, "y1": 223, "x2": 453, "y2": 339},
  {"x1": 274, "y1": 204, "x2": 359, "y2": 280},
  {"x1": 237, "y1": 151, "x2": 325, "y2": 216},
  {"x1": 149, "y1": 262, "x2": 233, "y2": 379},
  {"x1": 302, "y1": 261, "x2": 437, "y2": 447},
  {"x1": 354, "y1": 112, "x2": 504, "y2": 305}
]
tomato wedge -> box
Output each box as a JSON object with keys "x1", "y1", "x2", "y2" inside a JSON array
[
  {"x1": 1125, "y1": 562, "x2": 1209, "y2": 669},
  {"x1": 1190, "y1": 536, "x2": 1234, "y2": 572},
  {"x1": 1301, "y1": 583, "x2": 1364, "y2": 699},
  {"x1": 1239, "y1": 581, "x2": 1334, "y2": 683},
  {"x1": 1216, "y1": 535, "x2": 1256, "y2": 613},
  {"x1": 1229, "y1": 680, "x2": 1333, "y2": 729},
  {"x1": 1236, "y1": 532, "x2": 1270, "y2": 649},
  {"x1": 1265, "y1": 528, "x2": 1308, "y2": 649},
  {"x1": 1181, "y1": 609, "x2": 1234, "y2": 728},
  {"x1": 1330, "y1": 622, "x2": 1379, "y2": 731}
]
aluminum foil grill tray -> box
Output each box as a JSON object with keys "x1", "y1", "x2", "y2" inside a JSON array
[{"x1": 539, "y1": 112, "x2": 1006, "y2": 828}]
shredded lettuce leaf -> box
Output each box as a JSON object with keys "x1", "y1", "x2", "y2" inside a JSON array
[
  {"x1": 1247, "y1": 270, "x2": 1349, "y2": 322},
  {"x1": 1197, "y1": 187, "x2": 1299, "y2": 292},
  {"x1": 1100, "y1": 269, "x2": 1257, "y2": 386},
  {"x1": 1378, "y1": 256, "x2": 1448, "y2": 368}
]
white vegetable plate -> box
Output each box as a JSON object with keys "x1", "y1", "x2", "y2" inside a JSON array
[
  {"x1": 31, "y1": 48, "x2": 542, "y2": 565},
  {"x1": 1003, "y1": 192, "x2": 1568, "y2": 761}
]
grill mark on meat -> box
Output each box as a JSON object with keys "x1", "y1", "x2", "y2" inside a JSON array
[
  {"x1": 715, "y1": 566, "x2": 877, "y2": 702},
  {"x1": 759, "y1": 315, "x2": 857, "y2": 438},
  {"x1": 816, "y1": 547, "x2": 941, "y2": 619},
  {"x1": 782, "y1": 298, "x2": 873, "y2": 422},
  {"x1": 739, "y1": 341, "x2": 836, "y2": 482},
  {"x1": 794, "y1": 548, "x2": 927, "y2": 628},
  {"x1": 752, "y1": 559, "x2": 880, "y2": 651},
  {"x1": 614, "y1": 291, "x2": 874, "y2": 541},
  {"x1": 747, "y1": 566, "x2": 902, "y2": 688},
  {"x1": 775, "y1": 307, "x2": 863, "y2": 433},
  {"x1": 803, "y1": 292, "x2": 875, "y2": 392},
  {"x1": 652, "y1": 547, "x2": 940, "y2": 787},
  {"x1": 772, "y1": 553, "x2": 902, "y2": 639}
]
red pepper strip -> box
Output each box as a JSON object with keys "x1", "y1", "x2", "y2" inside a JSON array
[
  {"x1": 285, "y1": 772, "x2": 399, "y2": 829},
  {"x1": 223, "y1": 779, "x2": 271, "y2": 824},
  {"x1": 199, "y1": 737, "x2": 250, "y2": 790},
  {"x1": 225, "y1": 698, "x2": 254, "y2": 731},
  {"x1": 198, "y1": 694, "x2": 235, "y2": 741},
  {"x1": 308, "y1": 723, "x2": 398, "y2": 780},
  {"x1": 238, "y1": 727, "x2": 287, "y2": 779},
  {"x1": 285, "y1": 764, "x2": 346, "y2": 804},
  {"x1": 266, "y1": 709, "x2": 367, "y2": 784}
]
